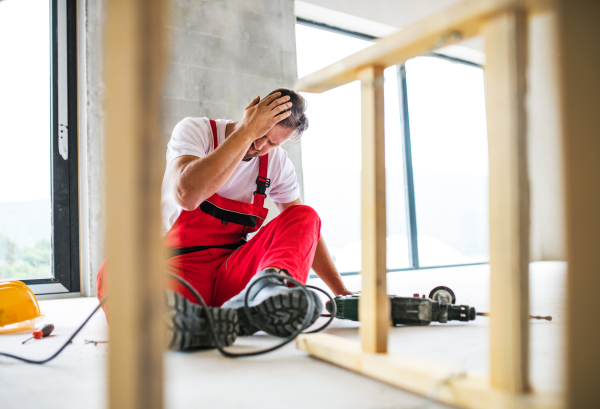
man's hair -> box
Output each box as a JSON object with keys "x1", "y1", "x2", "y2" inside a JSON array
[{"x1": 265, "y1": 88, "x2": 308, "y2": 141}]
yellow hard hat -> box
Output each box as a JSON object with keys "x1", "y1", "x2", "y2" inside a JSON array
[{"x1": 0, "y1": 281, "x2": 43, "y2": 328}]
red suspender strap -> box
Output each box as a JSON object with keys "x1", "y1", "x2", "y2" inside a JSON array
[
  {"x1": 253, "y1": 154, "x2": 270, "y2": 207},
  {"x1": 258, "y1": 153, "x2": 268, "y2": 179},
  {"x1": 209, "y1": 119, "x2": 218, "y2": 150}
]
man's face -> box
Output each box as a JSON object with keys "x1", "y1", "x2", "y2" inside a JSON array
[{"x1": 242, "y1": 125, "x2": 295, "y2": 161}]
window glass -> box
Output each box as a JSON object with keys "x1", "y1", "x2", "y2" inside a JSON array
[
  {"x1": 0, "y1": 0, "x2": 52, "y2": 280},
  {"x1": 405, "y1": 56, "x2": 489, "y2": 266},
  {"x1": 296, "y1": 24, "x2": 409, "y2": 273}
]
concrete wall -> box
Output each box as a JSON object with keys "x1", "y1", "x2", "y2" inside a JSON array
[
  {"x1": 163, "y1": 0, "x2": 297, "y2": 133},
  {"x1": 78, "y1": 0, "x2": 106, "y2": 296},
  {"x1": 78, "y1": 0, "x2": 302, "y2": 295}
]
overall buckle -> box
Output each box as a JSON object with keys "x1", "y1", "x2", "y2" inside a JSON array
[{"x1": 254, "y1": 176, "x2": 271, "y2": 197}]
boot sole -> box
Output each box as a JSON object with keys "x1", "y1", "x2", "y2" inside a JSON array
[
  {"x1": 166, "y1": 290, "x2": 239, "y2": 350},
  {"x1": 236, "y1": 289, "x2": 321, "y2": 337}
]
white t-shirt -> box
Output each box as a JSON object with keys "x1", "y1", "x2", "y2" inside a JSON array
[{"x1": 161, "y1": 117, "x2": 300, "y2": 234}]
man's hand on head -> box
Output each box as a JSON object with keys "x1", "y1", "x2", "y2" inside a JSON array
[
  {"x1": 168, "y1": 90, "x2": 303, "y2": 212},
  {"x1": 237, "y1": 92, "x2": 293, "y2": 141}
]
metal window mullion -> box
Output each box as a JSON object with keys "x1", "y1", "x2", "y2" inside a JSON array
[
  {"x1": 429, "y1": 52, "x2": 483, "y2": 68},
  {"x1": 49, "y1": 0, "x2": 78, "y2": 293},
  {"x1": 57, "y1": 0, "x2": 69, "y2": 160},
  {"x1": 66, "y1": 0, "x2": 80, "y2": 293},
  {"x1": 296, "y1": 17, "x2": 377, "y2": 42},
  {"x1": 397, "y1": 65, "x2": 419, "y2": 268}
]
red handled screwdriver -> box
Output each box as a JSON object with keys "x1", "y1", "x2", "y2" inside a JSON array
[{"x1": 22, "y1": 324, "x2": 55, "y2": 344}]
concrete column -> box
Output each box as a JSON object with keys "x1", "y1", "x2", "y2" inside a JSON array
[{"x1": 78, "y1": 0, "x2": 106, "y2": 297}]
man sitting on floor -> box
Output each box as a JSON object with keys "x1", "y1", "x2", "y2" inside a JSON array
[{"x1": 97, "y1": 88, "x2": 351, "y2": 349}]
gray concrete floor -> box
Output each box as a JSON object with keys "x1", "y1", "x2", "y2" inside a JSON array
[{"x1": 0, "y1": 262, "x2": 565, "y2": 409}]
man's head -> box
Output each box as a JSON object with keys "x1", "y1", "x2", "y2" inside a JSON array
[
  {"x1": 242, "y1": 88, "x2": 308, "y2": 161},
  {"x1": 265, "y1": 88, "x2": 308, "y2": 141}
]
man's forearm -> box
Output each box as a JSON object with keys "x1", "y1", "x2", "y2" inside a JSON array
[
  {"x1": 172, "y1": 128, "x2": 255, "y2": 210},
  {"x1": 311, "y1": 236, "x2": 352, "y2": 296},
  {"x1": 170, "y1": 92, "x2": 293, "y2": 210}
]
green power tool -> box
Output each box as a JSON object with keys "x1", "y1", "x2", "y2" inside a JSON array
[{"x1": 326, "y1": 286, "x2": 477, "y2": 326}]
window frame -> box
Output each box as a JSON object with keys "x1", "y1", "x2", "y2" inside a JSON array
[
  {"x1": 296, "y1": 18, "x2": 487, "y2": 276},
  {"x1": 20, "y1": 0, "x2": 80, "y2": 295}
]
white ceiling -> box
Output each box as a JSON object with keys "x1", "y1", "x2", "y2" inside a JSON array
[
  {"x1": 297, "y1": 0, "x2": 461, "y2": 30},
  {"x1": 295, "y1": 0, "x2": 485, "y2": 64}
]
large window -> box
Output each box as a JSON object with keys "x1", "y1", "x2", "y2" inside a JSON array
[
  {"x1": 296, "y1": 21, "x2": 488, "y2": 274},
  {"x1": 0, "y1": 0, "x2": 79, "y2": 294},
  {"x1": 296, "y1": 23, "x2": 409, "y2": 274},
  {"x1": 405, "y1": 57, "x2": 489, "y2": 267}
]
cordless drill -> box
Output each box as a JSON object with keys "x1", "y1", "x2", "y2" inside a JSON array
[{"x1": 326, "y1": 286, "x2": 477, "y2": 326}]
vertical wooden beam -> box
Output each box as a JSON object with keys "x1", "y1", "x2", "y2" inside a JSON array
[
  {"x1": 104, "y1": 1, "x2": 169, "y2": 408},
  {"x1": 556, "y1": 1, "x2": 600, "y2": 407},
  {"x1": 483, "y1": 8, "x2": 531, "y2": 394},
  {"x1": 358, "y1": 65, "x2": 388, "y2": 354}
]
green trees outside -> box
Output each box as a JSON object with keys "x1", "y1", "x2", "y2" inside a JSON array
[
  {"x1": 0, "y1": 200, "x2": 53, "y2": 280},
  {"x1": 0, "y1": 236, "x2": 51, "y2": 280}
]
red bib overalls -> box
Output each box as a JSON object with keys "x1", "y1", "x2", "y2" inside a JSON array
[
  {"x1": 96, "y1": 119, "x2": 322, "y2": 309},
  {"x1": 164, "y1": 119, "x2": 271, "y2": 251}
]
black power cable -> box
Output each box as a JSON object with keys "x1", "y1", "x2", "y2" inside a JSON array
[
  {"x1": 302, "y1": 285, "x2": 336, "y2": 334},
  {"x1": 0, "y1": 272, "x2": 336, "y2": 364},
  {"x1": 0, "y1": 297, "x2": 107, "y2": 365}
]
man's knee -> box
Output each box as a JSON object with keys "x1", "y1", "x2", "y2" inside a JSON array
[
  {"x1": 279, "y1": 205, "x2": 321, "y2": 238},
  {"x1": 281, "y1": 204, "x2": 320, "y2": 224}
]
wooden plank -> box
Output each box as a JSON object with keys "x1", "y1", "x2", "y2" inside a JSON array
[
  {"x1": 359, "y1": 66, "x2": 388, "y2": 354},
  {"x1": 555, "y1": 1, "x2": 600, "y2": 408},
  {"x1": 104, "y1": 0, "x2": 169, "y2": 408},
  {"x1": 295, "y1": 0, "x2": 553, "y2": 93},
  {"x1": 297, "y1": 334, "x2": 562, "y2": 409},
  {"x1": 527, "y1": 10, "x2": 565, "y2": 262},
  {"x1": 483, "y1": 8, "x2": 530, "y2": 394}
]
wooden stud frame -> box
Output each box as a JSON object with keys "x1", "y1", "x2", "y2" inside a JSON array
[
  {"x1": 358, "y1": 65, "x2": 389, "y2": 354},
  {"x1": 556, "y1": 1, "x2": 600, "y2": 408},
  {"x1": 295, "y1": 0, "x2": 563, "y2": 408},
  {"x1": 483, "y1": 8, "x2": 530, "y2": 394},
  {"x1": 104, "y1": 0, "x2": 169, "y2": 408},
  {"x1": 96, "y1": 0, "x2": 600, "y2": 408}
]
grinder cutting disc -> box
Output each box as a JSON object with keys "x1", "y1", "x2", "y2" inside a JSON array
[{"x1": 428, "y1": 286, "x2": 456, "y2": 304}]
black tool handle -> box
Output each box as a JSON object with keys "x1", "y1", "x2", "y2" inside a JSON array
[{"x1": 39, "y1": 324, "x2": 54, "y2": 338}]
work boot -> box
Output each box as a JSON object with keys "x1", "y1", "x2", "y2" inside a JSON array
[
  {"x1": 221, "y1": 268, "x2": 323, "y2": 337},
  {"x1": 165, "y1": 290, "x2": 239, "y2": 350}
]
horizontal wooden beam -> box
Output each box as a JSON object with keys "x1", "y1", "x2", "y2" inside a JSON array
[
  {"x1": 295, "y1": 0, "x2": 552, "y2": 93},
  {"x1": 297, "y1": 334, "x2": 561, "y2": 409}
]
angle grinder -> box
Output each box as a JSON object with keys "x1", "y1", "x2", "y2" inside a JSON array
[
  {"x1": 326, "y1": 286, "x2": 476, "y2": 326},
  {"x1": 326, "y1": 286, "x2": 552, "y2": 325}
]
